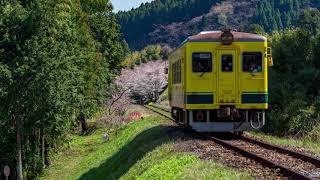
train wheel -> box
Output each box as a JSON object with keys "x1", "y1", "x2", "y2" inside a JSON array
[{"x1": 177, "y1": 109, "x2": 182, "y2": 123}]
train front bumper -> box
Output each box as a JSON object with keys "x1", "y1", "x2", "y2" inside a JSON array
[{"x1": 190, "y1": 122, "x2": 264, "y2": 132}]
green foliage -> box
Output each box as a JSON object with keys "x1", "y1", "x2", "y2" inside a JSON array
[
  {"x1": 266, "y1": 27, "x2": 320, "y2": 139},
  {"x1": 271, "y1": 28, "x2": 313, "y2": 74},
  {"x1": 80, "y1": 0, "x2": 112, "y2": 14},
  {"x1": 247, "y1": 24, "x2": 266, "y2": 35},
  {"x1": 159, "y1": 88, "x2": 169, "y2": 102},
  {"x1": 0, "y1": 0, "x2": 127, "y2": 178},
  {"x1": 289, "y1": 106, "x2": 318, "y2": 135},
  {"x1": 117, "y1": 0, "x2": 320, "y2": 49},
  {"x1": 116, "y1": 0, "x2": 219, "y2": 49},
  {"x1": 0, "y1": 64, "x2": 12, "y2": 97},
  {"x1": 123, "y1": 44, "x2": 168, "y2": 68},
  {"x1": 251, "y1": 0, "x2": 320, "y2": 32},
  {"x1": 143, "y1": 45, "x2": 162, "y2": 61},
  {"x1": 298, "y1": 8, "x2": 320, "y2": 35}
]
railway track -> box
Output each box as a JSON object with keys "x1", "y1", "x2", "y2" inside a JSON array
[
  {"x1": 145, "y1": 104, "x2": 173, "y2": 119},
  {"x1": 144, "y1": 104, "x2": 320, "y2": 180},
  {"x1": 148, "y1": 104, "x2": 171, "y2": 113}
]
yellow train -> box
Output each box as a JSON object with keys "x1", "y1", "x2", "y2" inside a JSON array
[{"x1": 168, "y1": 30, "x2": 273, "y2": 132}]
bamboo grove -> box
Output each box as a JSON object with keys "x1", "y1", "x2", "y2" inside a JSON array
[{"x1": 0, "y1": 0, "x2": 128, "y2": 178}]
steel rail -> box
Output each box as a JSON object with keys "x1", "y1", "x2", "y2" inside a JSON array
[
  {"x1": 144, "y1": 104, "x2": 315, "y2": 179},
  {"x1": 143, "y1": 105, "x2": 190, "y2": 128},
  {"x1": 148, "y1": 104, "x2": 171, "y2": 113},
  {"x1": 143, "y1": 105, "x2": 174, "y2": 121},
  {"x1": 241, "y1": 136, "x2": 320, "y2": 167},
  {"x1": 207, "y1": 136, "x2": 312, "y2": 180}
]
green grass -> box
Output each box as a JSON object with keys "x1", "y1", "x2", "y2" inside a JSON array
[
  {"x1": 40, "y1": 115, "x2": 252, "y2": 180},
  {"x1": 159, "y1": 88, "x2": 168, "y2": 101},
  {"x1": 250, "y1": 132, "x2": 320, "y2": 154},
  {"x1": 126, "y1": 147, "x2": 252, "y2": 180}
]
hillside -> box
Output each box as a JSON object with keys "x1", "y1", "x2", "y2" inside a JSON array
[{"x1": 116, "y1": 0, "x2": 320, "y2": 49}]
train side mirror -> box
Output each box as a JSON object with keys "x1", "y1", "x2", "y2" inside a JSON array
[
  {"x1": 267, "y1": 47, "x2": 273, "y2": 67},
  {"x1": 164, "y1": 67, "x2": 168, "y2": 74},
  {"x1": 267, "y1": 55, "x2": 273, "y2": 66},
  {"x1": 267, "y1": 47, "x2": 272, "y2": 55}
]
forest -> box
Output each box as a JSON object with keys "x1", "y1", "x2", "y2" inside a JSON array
[
  {"x1": 0, "y1": 0, "x2": 128, "y2": 178},
  {"x1": 116, "y1": 0, "x2": 220, "y2": 49},
  {"x1": 266, "y1": 9, "x2": 320, "y2": 139},
  {"x1": 251, "y1": 0, "x2": 320, "y2": 32},
  {"x1": 117, "y1": 0, "x2": 320, "y2": 49}
]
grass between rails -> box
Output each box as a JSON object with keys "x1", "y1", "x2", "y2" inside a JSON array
[
  {"x1": 250, "y1": 132, "x2": 320, "y2": 154},
  {"x1": 40, "y1": 112, "x2": 252, "y2": 180}
]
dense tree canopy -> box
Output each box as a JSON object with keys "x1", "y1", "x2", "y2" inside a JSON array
[
  {"x1": 0, "y1": 0, "x2": 127, "y2": 178},
  {"x1": 266, "y1": 9, "x2": 320, "y2": 139},
  {"x1": 116, "y1": 0, "x2": 220, "y2": 49},
  {"x1": 117, "y1": 0, "x2": 320, "y2": 49},
  {"x1": 251, "y1": 0, "x2": 320, "y2": 32}
]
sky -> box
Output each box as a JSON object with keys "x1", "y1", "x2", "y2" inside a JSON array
[{"x1": 111, "y1": 0, "x2": 153, "y2": 12}]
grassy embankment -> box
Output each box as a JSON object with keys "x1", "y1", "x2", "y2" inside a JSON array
[{"x1": 40, "y1": 106, "x2": 252, "y2": 180}]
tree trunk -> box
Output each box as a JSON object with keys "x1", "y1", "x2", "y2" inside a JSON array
[
  {"x1": 79, "y1": 112, "x2": 88, "y2": 134},
  {"x1": 14, "y1": 114, "x2": 23, "y2": 180},
  {"x1": 41, "y1": 133, "x2": 45, "y2": 168},
  {"x1": 44, "y1": 138, "x2": 50, "y2": 166}
]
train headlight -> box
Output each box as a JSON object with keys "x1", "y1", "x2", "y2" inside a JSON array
[{"x1": 221, "y1": 30, "x2": 234, "y2": 45}]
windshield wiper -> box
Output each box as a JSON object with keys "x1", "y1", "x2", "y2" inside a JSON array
[{"x1": 200, "y1": 67, "x2": 209, "y2": 77}]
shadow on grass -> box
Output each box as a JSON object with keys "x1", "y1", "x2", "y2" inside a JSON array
[{"x1": 78, "y1": 125, "x2": 176, "y2": 180}]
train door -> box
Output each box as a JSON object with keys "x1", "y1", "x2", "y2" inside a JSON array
[{"x1": 218, "y1": 50, "x2": 237, "y2": 104}]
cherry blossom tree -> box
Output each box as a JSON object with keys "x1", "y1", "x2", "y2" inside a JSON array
[
  {"x1": 116, "y1": 60, "x2": 168, "y2": 103},
  {"x1": 105, "y1": 83, "x2": 132, "y2": 116}
]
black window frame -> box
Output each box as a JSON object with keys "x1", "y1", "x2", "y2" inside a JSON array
[
  {"x1": 172, "y1": 59, "x2": 182, "y2": 84},
  {"x1": 242, "y1": 52, "x2": 263, "y2": 73},
  {"x1": 192, "y1": 52, "x2": 213, "y2": 73},
  {"x1": 221, "y1": 54, "x2": 234, "y2": 72}
]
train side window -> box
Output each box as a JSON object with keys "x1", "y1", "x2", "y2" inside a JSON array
[
  {"x1": 172, "y1": 63, "x2": 176, "y2": 84},
  {"x1": 179, "y1": 59, "x2": 182, "y2": 83},
  {"x1": 243, "y1": 52, "x2": 263, "y2": 72},
  {"x1": 221, "y1": 55, "x2": 233, "y2": 72},
  {"x1": 192, "y1": 53, "x2": 212, "y2": 73},
  {"x1": 172, "y1": 60, "x2": 181, "y2": 84}
]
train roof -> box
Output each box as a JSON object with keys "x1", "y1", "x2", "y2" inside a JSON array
[
  {"x1": 187, "y1": 31, "x2": 267, "y2": 43},
  {"x1": 170, "y1": 31, "x2": 267, "y2": 56}
]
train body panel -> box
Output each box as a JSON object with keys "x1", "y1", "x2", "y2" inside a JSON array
[
  {"x1": 169, "y1": 43, "x2": 186, "y2": 109},
  {"x1": 168, "y1": 30, "x2": 273, "y2": 132}
]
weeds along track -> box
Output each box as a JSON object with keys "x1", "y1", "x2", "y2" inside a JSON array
[
  {"x1": 144, "y1": 104, "x2": 173, "y2": 120},
  {"x1": 144, "y1": 104, "x2": 320, "y2": 180},
  {"x1": 147, "y1": 104, "x2": 171, "y2": 113}
]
